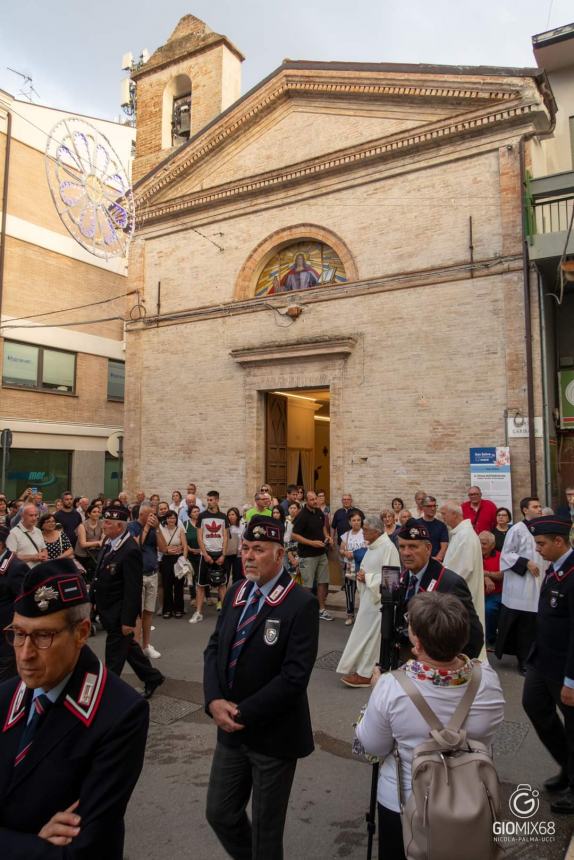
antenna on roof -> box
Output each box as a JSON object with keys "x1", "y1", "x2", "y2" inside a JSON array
[
  {"x1": 119, "y1": 50, "x2": 149, "y2": 126},
  {"x1": 6, "y1": 67, "x2": 40, "y2": 102}
]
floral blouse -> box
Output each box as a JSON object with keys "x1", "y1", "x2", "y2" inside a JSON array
[{"x1": 404, "y1": 655, "x2": 473, "y2": 687}]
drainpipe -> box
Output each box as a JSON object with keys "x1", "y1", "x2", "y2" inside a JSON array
[
  {"x1": 0, "y1": 109, "x2": 12, "y2": 323},
  {"x1": 519, "y1": 136, "x2": 537, "y2": 496},
  {"x1": 537, "y1": 268, "x2": 551, "y2": 506}
]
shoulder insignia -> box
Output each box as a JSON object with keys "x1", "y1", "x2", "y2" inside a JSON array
[
  {"x1": 232, "y1": 579, "x2": 251, "y2": 608},
  {"x1": 3, "y1": 681, "x2": 28, "y2": 732},
  {"x1": 0, "y1": 552, "x2": 15, "y2": 576},
  {"x1": 64, "y1": 661, "x2": 107, "y2": 727},
  {"x1": 265, "y1": 577, "x2": 296, "y2": 606}
]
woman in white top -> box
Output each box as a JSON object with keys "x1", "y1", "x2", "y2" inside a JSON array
[
  {"x1": 169, "y1": 490, "x2": 187, "y2": 516},
  {"x1": 339, "y1": 511, "x2": 365, "y2": 626},
  {"x1": 157, "y1": 509, "x2": 188, "y2": 618},
  {"x1": 225, "y1": 507, "x2": 243, "y2": 584},
  {"x1": 356, "y1": 591, "x2": 504, "y2": 860}
]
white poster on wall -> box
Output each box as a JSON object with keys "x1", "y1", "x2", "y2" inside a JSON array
[{"x1": 469, "y1": 447, "x2": 512, "y2": 512}]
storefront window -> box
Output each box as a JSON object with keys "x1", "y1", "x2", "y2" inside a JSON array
[{"x1": 3, "y1": 450, "x2": 71, "y2": 502}]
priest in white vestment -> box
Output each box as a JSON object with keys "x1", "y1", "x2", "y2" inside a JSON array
[
  {"x1": 495, "y1": 496, "x2": 545, "y2": 673},
  {"x1": 441, "y1": 501, "x2": 486, "y2": 630},
  {"x1": 337, "y1": 515, "x2": 400, "y2": 687}
]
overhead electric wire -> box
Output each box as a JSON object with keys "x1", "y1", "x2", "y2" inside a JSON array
[
  {"x1": 0, "y1": 315, "x2": 126, "y2": 331},
  {"x1": 2, "y1": 290, "x2": 137, "y2": 326}
]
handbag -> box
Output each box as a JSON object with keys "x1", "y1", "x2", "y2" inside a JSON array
[{"x1": 205, "y1": 553, "x2": 227, "y2": 586}]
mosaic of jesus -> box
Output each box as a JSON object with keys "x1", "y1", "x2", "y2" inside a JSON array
[{"x1": 255, "y1": 240, "x2": 348, "y2": 297}]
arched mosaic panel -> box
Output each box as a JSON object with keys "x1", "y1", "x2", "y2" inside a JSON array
[{"x1": 255, "y1": 240, "x2": 347, "y2": 297}]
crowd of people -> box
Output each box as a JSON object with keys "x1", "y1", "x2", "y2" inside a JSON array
[{"x1": 0, "y1": 478, "x2": 573, "y2": 859}]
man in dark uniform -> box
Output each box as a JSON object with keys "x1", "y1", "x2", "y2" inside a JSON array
[
  {"x1": 397, "y1": 519, "x2": 484, "y2": 658},
  {"x1": 93, "y1": 506, "x2": 164, "y2": 698},
  {"x1": 0, "y1": 558, "x2": 149, "y2": 857},
  {"x1": 522, "y1": 515, "x2": 574, "y2": 813},
  {"x1": 0, "y1": 524, "x2": 28, "y2": 682},
  {"x1": 204, "y1": 515, "x2": 319, "y2": 860}
]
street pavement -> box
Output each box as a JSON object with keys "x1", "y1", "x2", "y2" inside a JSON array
[{"x1": 89, "y1": 588, "x2": 574, "y2": 859}]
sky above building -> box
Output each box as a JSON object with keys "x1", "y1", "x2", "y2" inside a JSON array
[{"x1": 1, "y1": 0, "x2": 571, "y2": 122}]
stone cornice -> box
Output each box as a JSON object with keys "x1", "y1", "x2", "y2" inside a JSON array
[
  {"x1": 230, "y1": 337, "x2": 357, "y2": 366},
  {"x1": 136, "y1": 97, "x2": 544, "y2": 227},
  {"x1": 134, "y1": 68, "x2": 534, "y2": 207}
]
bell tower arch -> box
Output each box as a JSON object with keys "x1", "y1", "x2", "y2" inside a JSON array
[{"x1": 131, "y1": 15, "x2": 244, "y2": 182}]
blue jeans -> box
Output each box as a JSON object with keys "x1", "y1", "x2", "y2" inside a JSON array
[{"x1": 485, "y1": 592, "x2": 502, "y2": 644}]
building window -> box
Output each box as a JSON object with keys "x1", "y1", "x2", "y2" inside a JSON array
[
  {"x1": 3, "y1": 449, "x2": 72, "y2": 502},
  {"x1": 2, "y1": 341, "x2": 76, "y2": 394},
  {"x1": 107, "y1": 360, "x2": 125, "y2": 401}
]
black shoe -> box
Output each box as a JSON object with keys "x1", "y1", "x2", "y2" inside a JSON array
[
  {"x1": 550, "y1": 788, "x2": 574, "y2": 814},
  {"x1": 143, "y1": 675, "x2": 165, "y2": 700},
  {"x1": 544, "y1": 772, "x2": 569, "y2": 793}
]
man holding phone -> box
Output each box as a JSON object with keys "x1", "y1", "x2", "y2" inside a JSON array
[
  {"x1": 292, "y1": 490, "x2": 333, "y2": 621},
  {"x1": 127, "y1": 503, "x2": 161, "y2": 659}
]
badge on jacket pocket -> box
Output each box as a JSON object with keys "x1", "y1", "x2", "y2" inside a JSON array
[{"x1": 264, "y1": 619, "x2": 280, "y2": 645}]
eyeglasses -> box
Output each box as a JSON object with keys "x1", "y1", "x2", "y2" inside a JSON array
[{"x1": 4, "y1": 625, "x2": 74, "y2": 650}]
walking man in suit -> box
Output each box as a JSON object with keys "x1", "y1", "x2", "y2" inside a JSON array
[
  {"x1": 204, "y1": 514, "x2": 319, "y2": 860},
  {"x1": 93, "y1": 506, "x2": 164, "y2": 699},
  {"x1": 522, "y1": 515, "x2": 574, "y2": 813}
]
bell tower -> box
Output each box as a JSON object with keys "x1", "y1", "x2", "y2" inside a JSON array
[{"x1": 131, "y1": 15, "x2": 244, "y2": 182}]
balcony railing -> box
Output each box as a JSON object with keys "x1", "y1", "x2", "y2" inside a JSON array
[{"x1": 533, "y1": 195, "x2": 574, "y2": 235}]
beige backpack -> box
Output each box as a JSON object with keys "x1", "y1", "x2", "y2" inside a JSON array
[{"x1": 392, "y1": 662, "x2": 503, "y2": 860}]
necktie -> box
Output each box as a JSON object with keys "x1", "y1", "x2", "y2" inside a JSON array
[
  {"x1": 15, "y1": 693, "x2": 51, "y2": 766},
  {"x1": 227, "y1": 585, "x2": 263, "y2": 687},
  {"x1": 405, "y1": 573, "x2": 418, "y2": 602}
]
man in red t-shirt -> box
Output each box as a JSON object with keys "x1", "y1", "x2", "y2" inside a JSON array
[
  {"x1": 462, "y1": 486, "x2": 497, "y2": 533},
  {"x1": 479, "y1": 530, "x2": 502, "y2": 646}
]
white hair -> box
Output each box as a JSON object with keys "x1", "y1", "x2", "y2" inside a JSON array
[
  {"x1": 363, "y1": 515, "x2": 383, "y2": 531},
  {"x1": 440, "y1": 501, "x2": 463, "y2": 517}
]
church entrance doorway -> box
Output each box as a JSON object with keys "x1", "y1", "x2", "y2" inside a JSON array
[{"x1": 265, "y1": 388, "x2": 330, "y2": 503}]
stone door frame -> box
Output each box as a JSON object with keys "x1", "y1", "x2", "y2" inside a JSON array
[{"x1": 230, "y1": 337, "x2": 356, "y2": 501}]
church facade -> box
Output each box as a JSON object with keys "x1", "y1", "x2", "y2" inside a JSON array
[{"x1": 124, "y1": 15, "x2": 554, "y2": 514}]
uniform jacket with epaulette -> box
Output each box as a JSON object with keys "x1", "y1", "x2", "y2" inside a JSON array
[
  {"x1": 92, "y1": 531, "x2": 143, "y2": 627},
  {"x1": 400, "y1": 557, "x2": 485, "y2": 659},
  {"x1": 0, "y1": 644, "x2": 148, "y2": 859},
  {"x1": 204, "y1": 570, "x2": 319, "y2": 760},
  {"x1": 529, "y1": 549, "x2": 574, "y2": 682}
]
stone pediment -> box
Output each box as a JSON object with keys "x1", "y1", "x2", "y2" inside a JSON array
[{"x1": 134, "y1": 62, "x2": 552, "y2": 226}]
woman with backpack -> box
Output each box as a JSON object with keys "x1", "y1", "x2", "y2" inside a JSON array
[{"x1": 355, "y1": 591, "x2": 504, "y2": 860}]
